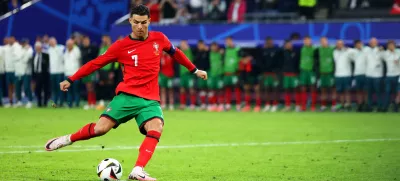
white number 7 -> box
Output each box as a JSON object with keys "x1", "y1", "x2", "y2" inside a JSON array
[{"x1": 131, "y1": 55, "x2": 138, "y2": 66}]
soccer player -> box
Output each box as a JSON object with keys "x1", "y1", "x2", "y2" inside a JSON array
[
  {"x1": 4, "y1": 36, "x2": 22, "y2": 107},
  {"x1": 222, "y1": 36, "x2": 242, "y2": 111},
  {"x1": 364, "y1": 37, "x2": 383, "y2": 112},
  {"x1": 299, "y1": 36, "x2": 317, "y2": 111},
  {"x1": 349, "y1": 40, "x2": 367, "y2": 112},
  {"x1": 159, "y1": 52, "x2": 175, "y2": 110},
  {"x1": 178, "y1": 40, "x2": 196, "y2": 110},
  {"x1": 194, "y1": 40, "x2": 210, "y2": 110},
  {"x1": 333, "y1": 40, "x2": 352, "y2": 111},
  {"x1": 259, "y1": 37, "x2": 280, "y2": 112},
  {"x1": 14, "y1": 39, "x2": 33, "y2": 108},
  {"x1": 281, "y1": 40, "x2": 300, "y2": 111},
  {"x1": 207, "y1": 42, "x2": 224, "y2": 112},
  {"x1": 381, "y1": 40, "x2": 400, "y2": 112},
  {"x1": 315, "y1": 37, "x2": 335, "y2": 111},
  {"x1": 240, "y1": 52, "x2": 260, "y2": 112},
  {"x1": 81, "y1": 36, "x2": 99, "y2": 110},
  {"x1": 44, "y1": 5, "x2": 207, "y2": 181}
]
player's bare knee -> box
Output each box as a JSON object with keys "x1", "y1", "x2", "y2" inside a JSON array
[
  {"x1": 94, "y1": 117, "x2": 115, "y2": 135},
  {"x1": 144, "y1": 118, "x2": 163, "y2": 133},
  {"x1": 94, "y1": 124, "x2": 110, "y2": 136}
]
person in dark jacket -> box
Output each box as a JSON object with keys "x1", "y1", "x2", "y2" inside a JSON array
[
  {"x1": 32, "y1": 42, "x2": 50, "y2": 107},
  {"x1": 281, "y1": 40, "x2": 300, "y2": 111},
  {"x1": 193, "y1": 40, "x2": 210, "y2": 110},
  {"x1": 240, "y1": 51, "x2": 260, "y2": 112},
  {"x1": 258, "y1": 37, "x2": 281, "y2": 112},
  {"x1": 80, "y1": 36, "x2": 99, "y2": 110}
]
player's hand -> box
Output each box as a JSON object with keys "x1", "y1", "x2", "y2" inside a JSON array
[
  {"x1": 60, "y1": 80, "x2": 71, "y2": 92},
  {"x1": 195, "y1": 70, "x2": 208, "y2": 80}
]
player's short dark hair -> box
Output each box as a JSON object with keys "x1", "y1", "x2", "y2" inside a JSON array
[
  {"x1": 387, "y1": 40, "x2": 395, "y2": 45},
  {"x1": 354, "y1": 40, "x2": 361, "y2": 44},
  {"x1": 284, "y1": 39, "x2": 292, "y2": 44},
  {"x1": 304, "y1": 36, "x2": 311, "y2": 39},
  {"x1": 265, "y1": 36, "x2": 272, "y2": 41},
  {"x1": 211, "y1": 41, "x2": 218, "y2": 46},
  {"x1": 226, "y1": 36, "x2": 233, "y2": 40},
  {"x1": 197, "y1": 40, "x2": 204, "y2": 44},
  {"x1": 130, "y1": 4, "x2": 150, "y2": 17}
]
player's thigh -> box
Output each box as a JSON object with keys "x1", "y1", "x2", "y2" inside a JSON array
[
  {"x1": 335, "y1": 77, "x2": 344, "y2": 93},
  {"x1": 100, "y1": 93, "x2": 136, "y2": 129},
  {"x1": 136, "y1": 101, "x2": 164, "y2": 135}
]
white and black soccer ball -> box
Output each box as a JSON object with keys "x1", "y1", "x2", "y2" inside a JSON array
[{"x1": 97, "y1": 158, "x2": 123, "y2": 181}]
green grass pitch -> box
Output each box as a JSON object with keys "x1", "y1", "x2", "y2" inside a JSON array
[{"x1": 0, "y1": 108, "x2": 399, "y2": 181}]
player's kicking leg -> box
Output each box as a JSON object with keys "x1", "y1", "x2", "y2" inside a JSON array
[
  {"x1": 44, "y1": 117, "x2": 115, "y2": 151},
  {"x1": 128, "y1": 118, "x2": 162, "y2": 181}
]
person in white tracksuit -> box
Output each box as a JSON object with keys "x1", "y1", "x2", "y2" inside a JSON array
[
  {"x1": 333, "y1": 40, "x2": 353, "y2": 111},
  {"x1": 4, "y1": 36, "x2": 23, "y2": 107},
  {"x1": 48, "y1": 37, "x2": 65, "y2": 107},
  {"x1": 381, "y1": 40, "x2": 400, "y2": 112},
  {"x1": 0, "y1": 38, "x2": 6, "y2": 106},
  {"x1": 64, "y1": 39, "x2": 81, "y2": 108},
  {"x1": 364, "y1": 37, "x2": 384, "y2": 112},
  {"x1": 14, "y1": 39, "x2": 34, "y2": 108},
  {"x1": 348, "y1": 40, "x2": 367, "y2": 112}
]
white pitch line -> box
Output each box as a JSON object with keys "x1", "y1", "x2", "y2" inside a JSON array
[{"x1": 0, "y1": 138, "x2": 399, "y2": 154}]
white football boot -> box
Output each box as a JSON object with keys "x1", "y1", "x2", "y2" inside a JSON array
[
  {"x1": 128, "y1": 166, "x2": 156, "y2": 180},
  {"x1": 45, "y1": 135, "x2": 72, "y2": 151}
]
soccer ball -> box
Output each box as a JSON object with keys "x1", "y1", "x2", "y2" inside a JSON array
[{"x1": 97, "y1": 158, "x2": 123, "y2": 181}]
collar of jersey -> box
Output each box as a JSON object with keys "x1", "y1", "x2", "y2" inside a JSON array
[{"x1": 129, "y1": 33, "x2": 149, "y2": 41}]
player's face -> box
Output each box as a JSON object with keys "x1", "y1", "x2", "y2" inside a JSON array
[
  {"x1": 66, "y1": 40, "x2": 74, "y2": 49},
  {"x1": 102, "y1": 36, "x2": 111, "y2": 45},
  {"x1": 369, "y1": 38, "x2": 378, "y2": 47},
  {"x1": 355, "y1": 42, "x2": 363, "y2": 49},
  {"x1": 211, "y1": 44, "x2": 218, "y2": 52},
  {"x1": 388, "y1": 43, "x2": 395, "y2": 51},
  {"x1": 129, "y1": 15, "x2": 150, "y2": 40},
  {"x1": 304, "y1": 38, "x2": 312, "y2": 46},
  {"x1": 284, "y1": 42, "x2": 292, "y2": 49},
  {"x1": 225, "y1": 38, "x2": 233, "y2": 47},
  {"x1": 180, "y1": 41, "x2": 189, "y2": 50},
  {"x1": 3, "y1": 38, "x2": 8, "y2": 45},
  {"x1": 265, "y1": 39, "x2": 273, "y2": 47},
  {"x1": 336, "y1": 41, "x2": 344, "y2": 49},
  {"x1": 83, "y1": 38, "x2": 90, "y2": 47},
  {"x1": 320, "y1": 38, "x2": 328, "y2": 47},
  {"x1": 35, "y1": 45, "x2": 41, "y2": 52},
  {"x1": 49, "y1": 38, "x2": 56, "y2": 47}
]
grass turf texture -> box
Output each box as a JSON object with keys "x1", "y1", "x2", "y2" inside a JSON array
[{"x1": 0, "y1": 108, "x2": 399, "y2": 181}]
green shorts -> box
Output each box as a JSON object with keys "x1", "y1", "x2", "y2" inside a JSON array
[
  {"x1": 100, "y1": 93, "x2": 164, "y2": 135},
  {"x1": 263, "y1": 75, "x2": 279, "y2": 88},
  {"x1": 180, "y1": 73, "x2": 194, "y2": 88},
  {"x1": 319, "y1": 74, "x2": 334, "y2": 88},
  {"x1": 159, "y1": 74, "x2": 173, "y2": 88},
  {"x1": 82, "y1": 73, "x2": 96, "y2": 83},
  {"x1": 207, "y1": 76, "x2": 223, "y2": 89},
  {"x1": 283, "y1": 76, "x2": 298, "y2": 89},
  {"x1": 223, "y1": 75, "x2": 239, "y2": 86},
  {"x1": 299, "y1": 71, "x2": 316, "y2": 86}
]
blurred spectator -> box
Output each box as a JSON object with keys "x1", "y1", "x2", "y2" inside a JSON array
[
  {"x1": 289, "y1": 32, "x2": 301, "y2": 40},
  {"x1": 64, "y1": 39, "x2": 81, "y2": 108},
  {"x1": 71, "y1": 32, "x2": 83, "y2": 47},
  {"x1": 227, "y1": 0, "x2": 247, "y2": 23},
  {"x1": 146, "y1": 0, "x2": 161, "y2": 23},
  {"x1": 175, "y1": 6, "x2": 192, "y2": 24},
  {"x1": 298, "y1": 0, "x2": 317, "y2": 20},
  {"x1": 14, "y1": 38, "x2": 33, "y2": 108},
  {"x1": 0, "y1": 38, "x2": 6, "y2": 106},
  {"x1": 390, "y1": 0, "x2": 400, "y2": 14},
  {"x1": 48, "y1": 37, "x2": 65, "y2": 107},
  {"x1": 33, "y1": 42, "x2": 50, "y2": 108},
  {"x1": 42, "y1": 34, "x2": 50, "y2": 53},
  {"x1": 80, "y1": 36, "x2": 99, "y2": 110},
  {"x1": 348, "y1": 0, "x2": 370, "y2": 9},
  {"x1": 160, "y1": 0, "x2": 178, "y2": 25},
  {"x1": 205, "y1": 0, "x2": 226, "y2": 20},
  {"x1": 189, "y1": 0, "x2": 206, "y2": 19}
]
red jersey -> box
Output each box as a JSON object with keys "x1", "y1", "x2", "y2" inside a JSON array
[
  {"x1": 160, "y1": 53, "x2": 174, "y2": 77},
  {"x1": 69, "y1": 31, "x2": 196, "y2": 101}
]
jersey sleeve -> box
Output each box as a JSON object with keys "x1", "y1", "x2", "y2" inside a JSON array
[
  {"x1": 161, "y1": 33, "x2": 196, "y2": 73},
  {"x1": 68, "y1": 41, "x2": 120, "y2": 82}
]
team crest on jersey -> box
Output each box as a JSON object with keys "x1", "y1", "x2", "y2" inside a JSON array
[{"x1": 153, "y1": 42, "x2": 160, "y2": 55}]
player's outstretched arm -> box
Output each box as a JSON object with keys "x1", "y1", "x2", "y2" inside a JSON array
[{"x1": 60, "y1": 41, "x2": 121, "y2": 91}]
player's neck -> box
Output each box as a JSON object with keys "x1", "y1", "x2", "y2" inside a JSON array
[{"x1": 130, "y1": 32, "x2": 148, "y2": 41}]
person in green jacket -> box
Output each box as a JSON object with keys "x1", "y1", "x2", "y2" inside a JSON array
[
  {"x1": 299, "y1": 36, "x2": 317, "y2": 111},
  {"x1": 178, "y1": 40, "x2": 196, "y2": 110}
]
